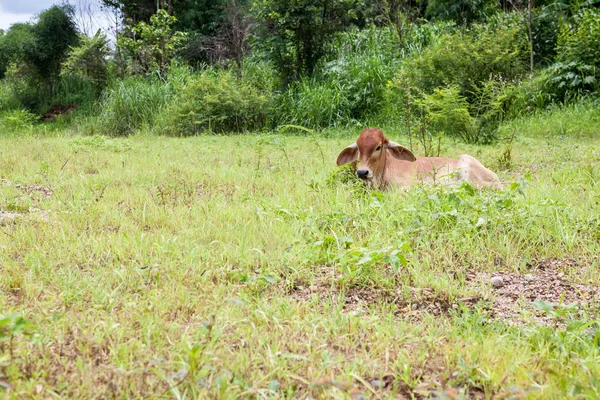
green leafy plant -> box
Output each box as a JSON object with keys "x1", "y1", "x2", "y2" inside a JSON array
[
  {"x1": 117, "y1": 9, "x2": 187, "y2": 75},
  {"x1": 165, "y1": 68, "x2": 270, "y2": 135},
  {"x1": 0, "y1": 315, "x2": 35, "y2": 359},
  {"x1": 61, "y1": 31, "x2": 110, "y2": 96}
]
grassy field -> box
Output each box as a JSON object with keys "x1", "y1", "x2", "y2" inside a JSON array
[{"x1": 1, "y1": 104, "x2": 600, "y2": 398}]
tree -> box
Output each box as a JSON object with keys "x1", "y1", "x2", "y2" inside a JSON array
[
  {"x1": 0, "y1": 23, "x2": 36, "y2": 79},
  {"x1": 117, "y1": 9, "x2": 187, "y2": 75},
  {"x1": 26, "y1": 5, "x2": 80, "y2": 82},
  {"x1": 253, "y1": 0, "x2": 357, "y2": 82},
  {"x1": 101, "y1": 0, "x2": 157, "y2": 23}
]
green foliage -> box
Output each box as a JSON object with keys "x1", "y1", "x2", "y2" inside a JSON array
[
  {"x1": 91, "y1": 76, "x2": 176, "y2": 136},
  {"x1": 0, "y1": 5, "x2": 79, "y2": 114},
  {"x1": 26, "y1": 5, "x2": 79, "y2": 81},
  {"x1": 0, "y1": 23, "x2": 36, "y2": 79},
  {"x1": 531, "y1": 6, "x2": 562, "y2": 67},
  {"x1": 542, "y1": 61, "x2": 598, "y2": 103},
  {"x1": 417, "y1": 86, "x2": 476, "y2": 143},
  {"x1": 385, "y1": 18, "x2": 528, "y2": 142},
  {"x1": 252, "y1": 0, "x2": 357, "y2": 81},
  {"x1": 471, "y1": 79, "x2": 520, "y2": 138},
  {"x1": 557, "y1": 8, "x2": 600, "y2": 68},
  {"x1": 0, "y1": 80, "x2": 21, "y2": 112},
  {"x1": 403, "y1": 20, "x2": 527, "y2": 102},
  {"x1": 101, "y1": 0, "x2": 156, "y2": 22},
  {"x1": 425, "y1": 0, "x2": 498, "y2": 25},
  {"x1": 275, "y1": 27, "x2": 403, "y2": 129},
  {"x1": 0, "y1": 109, "x2": 38, "y2": 134},
  {"x1": 321, "y1": 27, "x2": 401, "y2": 119},
  {"x1": 401, "y1": 20, "x2": 457, "y2": 55},
  {"x1": 117, "y1": 9, "x2": 187, "y2": 75},
  {"x1": 164, "y1": 68, "x2": 270, "y2": 135},
  {"x1": 1, "y1": 63, "x2": 44, "y2": 112},
  {"x1": 275, "y1": 78, "x2": 353, "y2": 129},
  {"x1": 61, "y1": 31, "x2": 110, "y2": 96}
]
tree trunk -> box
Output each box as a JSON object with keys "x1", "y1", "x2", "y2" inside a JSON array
[{"x1": 528, "y1": 0, "x2": 534, "y2": 73}]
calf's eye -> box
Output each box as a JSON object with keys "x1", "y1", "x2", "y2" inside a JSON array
[{"x1": 375, "y1": 145, "x2": 381, "y2": 151}]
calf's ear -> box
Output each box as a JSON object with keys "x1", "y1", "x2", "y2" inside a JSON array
[
  {"x1": 387, "y1": 141, "x2": 416, "y2": 162},
  {"x1": 336, "y1": 143, "x2": 359, "y2": 166}
]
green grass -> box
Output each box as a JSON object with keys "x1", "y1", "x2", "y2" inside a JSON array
[{"x1": 1, "y1": 105, "x2": 600, "y2": 398}]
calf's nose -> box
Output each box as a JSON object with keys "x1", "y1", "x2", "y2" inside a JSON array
[{"x1": 356, "y1": 169, "x2": 369, "y2": 178}]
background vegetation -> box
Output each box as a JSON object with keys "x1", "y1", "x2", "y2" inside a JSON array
[{"x1": 0, "y1": 0, "x2": 598, "y2": 142}]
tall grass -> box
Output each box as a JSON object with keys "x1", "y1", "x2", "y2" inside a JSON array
[{"x1": 78, "y1": 75, "x2": 177, "y2": 136}]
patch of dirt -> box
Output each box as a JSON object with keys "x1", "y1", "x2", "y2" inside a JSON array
[
  {"x1": 0, "y1": 210, "x2": 22, "y2": 224},
  {"x1": 287, "y1": 259, "x2": 600, "y2": 326},
  {"x1": 472, "y1": 258, "x2": 600, "y2": 325},
  {"x1": 1, "y1": 179, "x2": 53, "y2": 198},
  {"x1": 0, "y1": 208, "x2": 51, "y2": 225},
  {"x1": 40, "y1": 103, "x2": 77, "y2": 122},
  {"x1": 286, "y1": 267, "x2": 459, "y2": 318}
]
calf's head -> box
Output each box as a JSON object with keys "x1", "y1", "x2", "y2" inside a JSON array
[{"x1": 336, "y1": 128, "x2": 416, "y2": 182}]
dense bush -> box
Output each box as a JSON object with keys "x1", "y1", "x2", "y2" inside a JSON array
[
  {"x1": 274, "y1": 27, "x2": 404, "y2": 129},
  {"x1": 514, "y1": 9, "x2": 600, "y2": 108},
  {"x1": 0, "y1": 24, "x2": 36, "y2": 79},
  {"x1": 61, "y1": 32, "x2": 111, "y2": 96},
  {"x1": 402, "y1": 20, "x2": 528, "y2": 102},
  {"x1": 541, "y1": 61, "x2": 598, "y2": 103},
  {"x1": 0, "y1": 5, "x2": 79, "y2": 114},
  {"x1": 0, "y1": 109, "x2": 38, "y2": 133},
  {"x1": 321, "y1": 27, "x2": 400, "y2": 119},
  {"x1": 164, "y1": 68, "x2": 270, "y2": 135},
  {"x1": 26, "y1": 5, "x2": 79, "y2": 82},
  {"x1": 417, "y1": 86, "x2": 476, "y2": 142},
  {"x1": 425, "y1": 0, "x2": 497, "y2": 25},
  {"x1": 557, "y1": 8, "x2": 600, "y2": 68},
  {"x1": 382, "y1": 17, "x2": 529, "y2": 143}
]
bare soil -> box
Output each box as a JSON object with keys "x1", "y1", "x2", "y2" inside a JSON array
[{"x1": 287, "y1": 258, "x2": 600, "y2": 327}]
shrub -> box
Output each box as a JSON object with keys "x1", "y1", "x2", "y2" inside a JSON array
[
  {"x1": 425, "y1": 0, "x2": 498, "y2": 25},
  {"x1": 26, "y1": 5, "x2": 79, "y2": 82},
  {"x1": 402, "y1": 20, "x2": 457, "y2": 55},
  {"x1": 557, "y1": 8, "x2": 600, "y2": 68},
  {"x1": 417, "y1": 86, "x2": 476, "y2": 142},
  {"x1": 541, "y1": 61, "x2": 598, "y2": 103},
  {"x1": 402, "y1": 20, "x2": 528, "y2": 102},
  {"x1": 1, "y1": 63, "x2": 43, "y2": 112},
  {"x1": 0, "y1": 79, "x2": 21, "y2": 112},
  {"x1": 384, "y1": 17, "x2": 529, "y2": 143},
  {"x1": 164, "y1": 68, "x2": 270, "y2": 135},
  {"x1": 61, "y1": 31, "x2": 110, "y2": 96},
  {"x1": 531, "y1": 6, "x2": 562, "y2": 67},
  {"x1": 0, "y1": 109, "x2": 38, "y2": 134},
  {"x1": 252, "y1": 0, "x2": 356, "y2": 81}
]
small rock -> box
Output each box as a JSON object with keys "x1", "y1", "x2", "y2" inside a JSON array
[
  {"x1": 524, "y1": 274, "x2": 534, "y2": 281},
  {"x1": 370, "y1": 379, "x2": 384, "y2": 389},
  {"x1": 490, "y1": 276, "x2": 504, "y2": 288}
]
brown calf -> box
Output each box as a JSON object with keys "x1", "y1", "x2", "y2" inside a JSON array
[{"x1": 336, "y1": 128, "x2": 502, "y2": 190}]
